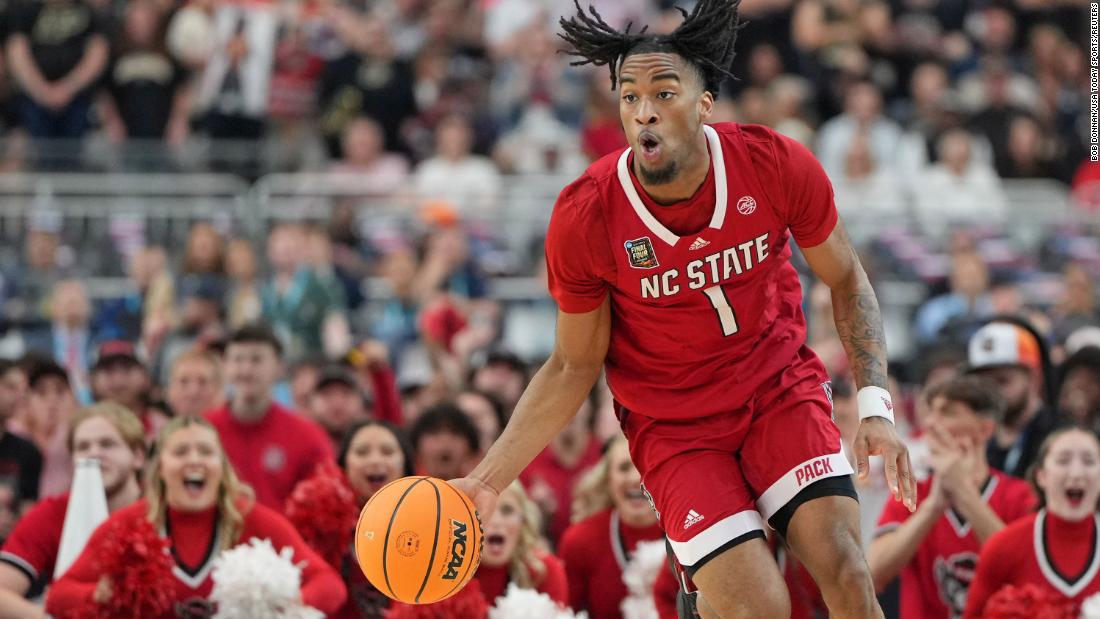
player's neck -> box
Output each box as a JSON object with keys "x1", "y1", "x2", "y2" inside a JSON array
[{"x1": 635, "y1": 132, "x2": 710, "y2": 205}]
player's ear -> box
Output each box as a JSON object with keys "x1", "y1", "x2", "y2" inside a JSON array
[{"x1": 698, "y1": 90, "x2": 714, "y2": 122}]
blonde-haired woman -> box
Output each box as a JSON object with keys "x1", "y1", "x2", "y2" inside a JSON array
[
  {"x1": 473, "y1": 479, "x2": 569, "y2": 605},
  {"x1": 559, "y1": 434, "x2": 664, "y2": 619},
  {"x1": 46, "y1": 416, "x2": 346, "y2": 617}
]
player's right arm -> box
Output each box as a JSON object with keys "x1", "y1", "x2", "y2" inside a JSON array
[
  {"x1": 452, "y1": 298, "x2": 611, "y2": 519},
  {"x1": 452, "y1": 175, "x2": 614, "y2": 519}
]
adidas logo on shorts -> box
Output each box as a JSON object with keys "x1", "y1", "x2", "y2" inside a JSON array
[{"x1": 683, "y1": 509, "x2": 705, "y2": 530}]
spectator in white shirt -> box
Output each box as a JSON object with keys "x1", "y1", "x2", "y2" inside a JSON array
[{"x1": 414, "y1": 114, "x2": 502, "y2": 213}]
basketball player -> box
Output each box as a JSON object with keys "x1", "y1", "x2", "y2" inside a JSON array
[{"x1": 453, "y1": 1, "x2": 916, "y2": 617}]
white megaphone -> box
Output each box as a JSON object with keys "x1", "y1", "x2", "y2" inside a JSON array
[{"x1": 53, "y1": 458, "x2": 109, "y2": 579}]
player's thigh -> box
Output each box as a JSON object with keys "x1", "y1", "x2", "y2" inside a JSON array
[
  {"x1": 619, "y1": 407, "x2": 760, "y2": 572},
  {"x1": 740, "y1": 371, "x2": 853, "y2": 525},
  {"x1": 690, "y1": 536, "x2": 790, "y2": 619}
]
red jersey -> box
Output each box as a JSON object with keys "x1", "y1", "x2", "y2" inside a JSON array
[
  {"x1": 546, "y1": 123, "x2": 837, "y2": 418},
  {"x1": 965, "y1": 509, "x2": 1100, "y2": 617},
  {"x1": 205, "y1": 402, "x2": 334, "y2": 510},
  {"x1": 876, "y1": 470, "x2": 1036, "y2": 619},
  {"x1": 0, "y1": 493, "x2": 68, "y2": 598},
  {"x1": 558, "y1": 508, "x2": 666, "y2": 619},
  {"x1": 519, "y1": 438, "x2": 603, "y2": 545},
  {"x1": 474, "y1": 551, "x2": 569, "y2": 606},
  {"x1": 46, "y1": 499, "x2": 346, "y2": 617}
]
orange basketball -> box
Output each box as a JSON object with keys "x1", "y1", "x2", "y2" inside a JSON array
[{"x1": 354, "y1": 476, "x2": 483, "y2": 604}]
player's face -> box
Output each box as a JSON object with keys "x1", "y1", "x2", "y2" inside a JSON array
[
  {"x1": 482, "y1": 487, "x2": 523, "y2": 567},
  {"x1": 607, "y1": 440, "x2": 654, "y2": 526},
  {"x1": 344, "y1": 424, "x2": 405, "y2": 501},
  {"x1": 159, "y1": 425, "x2": 225, "y2": 512},
  {"x1": 72, "y1": 416, "x2": 143, "y2": 497},
  {"x1": 618, "y1": 52, "x2": 713, "y2": 186},
  {"x1": 1037, "y1": 429, "x2": 1100, "y2": 521},
  {"x1": 926, "y1": 396, "x2": 994, "y2": 446}
]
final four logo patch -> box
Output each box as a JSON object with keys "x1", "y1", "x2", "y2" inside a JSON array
[{"x1": 624, "y1": 236, "x2": 659, "y2": 269}]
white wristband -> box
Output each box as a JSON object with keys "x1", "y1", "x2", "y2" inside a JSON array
[{"x1": 857, "y1": 386, "x2": 895, "y2": 424}]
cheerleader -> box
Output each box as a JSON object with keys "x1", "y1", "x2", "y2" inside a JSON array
[
  {"x1": 965, "y1": 426, "x2": 1100, "y2": 617},
  {"x1": 46, "y1": 416, "x2": 345, "y2": 617},
  {"x1": 336, "y1": 420, "x2": 415, "y2": 618},
  {"x1": 559, "y1": 435, "x2": 665, "y2": 619},
  {"x1": 474, "y1": 480, "x2": 569, "y2": 605}
]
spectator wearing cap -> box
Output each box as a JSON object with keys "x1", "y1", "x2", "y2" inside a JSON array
[
  {"x1": 89, "y1": 340, "x2": 165, "y2": 443},
  {"x1": 1057, "y1": 347, "x2": 1100, "y2": 434},
  {"x1": 165, "y1": 349, "x2": 224, "y2": 418},
  {"x1": 308, "y1": 342, "x2": 402, "y2": 446},
  {"x1": 204, "y1": 323, "x2": 334, "y2": 510},
  {"x1": 308, "y1": 366, "x2": 370, "y2": 447},
  {"x1": 966, "y1": 321, "x2": 1065, "y2": 478},
  {"x1": 0, "y1": 359, "x2": 41, "y2": 545},
  {"x1": 10, "y1": 361, "x2": 77, "y2": 499},
  {"x1": 408, "y1": 403, "x2": 479, "y2": 480},
  {"x1": 471, "y1": 350, "x2": 528, "y2": 414}
]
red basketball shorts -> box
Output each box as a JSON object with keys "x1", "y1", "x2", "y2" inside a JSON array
[{"x1": 618, "y1": 354, "x2": 852, "y2": 568}]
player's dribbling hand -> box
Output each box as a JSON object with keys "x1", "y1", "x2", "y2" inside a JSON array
[
  {"x1": 854, "y1": 417, "x2": 917, "y2": 512},
  {"x1": 447, "y1": 476, "x2": 500, "y2": 524}
]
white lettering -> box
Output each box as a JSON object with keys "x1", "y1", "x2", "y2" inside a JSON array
[
  {"x1": 704, "y1": 253, "x2": 721, "y2": 283},
  {"x1": 686, "y1": 260, "x2": 707, "y2": 290},
  {"x1": 661, "y1": 269, "x2": 680, "y2": 296},
  {"x1": 738, "y1": 240, "x2": 755, "y2": 271},
  {"x1": 641, "y1": 275, "x2": 660, "y2": 299},
  {"x1": 722, "y1": 246, "x2": 742, "y2": 279},
  {"x1": 755, "y1": 233, "x2": 769, "y2": 263}
]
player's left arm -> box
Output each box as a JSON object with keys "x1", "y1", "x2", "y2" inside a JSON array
[{"x1": 801, "y1": 221, "x2": 916, "y2": 511}]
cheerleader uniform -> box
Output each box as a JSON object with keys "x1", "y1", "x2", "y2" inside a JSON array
[{"x1": 46, "y1": 499, "x2": 346, "y2": 617}]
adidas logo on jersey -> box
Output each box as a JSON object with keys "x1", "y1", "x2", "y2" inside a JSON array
[
  {"x1": 688, "y1": 237, "x2": 710, "y2": 250},
  {"x1": 683, "y1": 509, "x2": 705, "y2": 530}
]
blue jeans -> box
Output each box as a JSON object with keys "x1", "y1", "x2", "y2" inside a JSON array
[{"x1": 17, "y1": 92, "x2": 92, "y2": 139}]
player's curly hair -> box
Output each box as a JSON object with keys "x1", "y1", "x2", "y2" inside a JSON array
[{"x1": 558, "y1": 0, "x2": 742, "y2": 95}]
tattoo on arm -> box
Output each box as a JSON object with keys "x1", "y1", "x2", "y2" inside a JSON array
[{"x1": 832, "y1": 283, "x2": 888, "y2": 389}]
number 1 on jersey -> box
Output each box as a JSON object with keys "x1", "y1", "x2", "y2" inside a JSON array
[{"x1": 703, "y1": 286, "x2": 739, "y2": 336}]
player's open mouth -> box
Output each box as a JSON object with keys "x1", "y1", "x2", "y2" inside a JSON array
[
  {"x1": 625, "y1": 489, "x2": 646, "y2": 501},
  {"x1": 366, "y1": 474, "x2": 388, "y2": 485},
  {"x1": 639, "y1": 132, "x2": 661, "y2": 160},
  {"x1": 1067, "y1": 489, "x2": 1086, "y2": 506}
]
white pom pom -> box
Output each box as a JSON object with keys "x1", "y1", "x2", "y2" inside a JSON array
[
  {"x1": 619, "y1": 540, "x2": 667, "y2": 619},
  {"x1": 1081, "y1": 592, "x2": 1100, "y2": 619},
  {"x1": 488, "y1": 583, "x2": 588, "y2": 619},
  {"x1": 210, "y1": 537, "x2": 324, "y2": 619}
]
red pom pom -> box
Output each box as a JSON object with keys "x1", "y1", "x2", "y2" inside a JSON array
[
  {"x1": 385, "y1": 580, "x2": 489, "y2": 619},
  {"x1": 984, "y1": 584, "x2": 1080, "y2": 619},
  {"x1": 285, "y1": 461, "x2": 359, "y2": 568},
  {"x1": 66, "y1": 515, "x2": 176, "y2": 619}
]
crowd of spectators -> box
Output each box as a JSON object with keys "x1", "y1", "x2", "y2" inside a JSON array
[{"x1": 0, "y1": 0, "x2": 1090, "y2": 204}]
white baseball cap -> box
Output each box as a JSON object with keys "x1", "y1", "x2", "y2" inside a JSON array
[{"x1": 967, "y1": 322, "x2": 1041, "y2": 373}]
